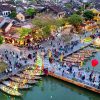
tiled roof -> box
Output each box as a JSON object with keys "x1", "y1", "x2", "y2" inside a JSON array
[
  {"x1": 47, "y1": 4, "x2": 64, "y2": 13},
  {"x1": 95, "y1": 4, "x2": 100, "y2": 10},
  {"x1": 0, "y1": 3, "x2": 15, "y2": 12},
  {"x1": 1, "y1": 22, "x2": 9, "y2": 30},
  {"x1": 0, "y1": 17, "x2": 4, "y2": 23}
]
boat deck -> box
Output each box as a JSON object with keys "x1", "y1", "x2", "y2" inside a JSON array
[{"x1": 0, "y1": 84, "x2": 22, "y2": 96}]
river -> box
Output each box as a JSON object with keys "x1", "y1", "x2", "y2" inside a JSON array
[{"x1": 0, "y1": 76, "x2": 99, "y2": 100}]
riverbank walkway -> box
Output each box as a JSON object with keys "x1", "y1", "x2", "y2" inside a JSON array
[
  {"x1": 44, "y1": 58, "x2": 100, "y2": 93},
  {"x1": 0, "y1": 29, "x2": 99, "y2": 86}
]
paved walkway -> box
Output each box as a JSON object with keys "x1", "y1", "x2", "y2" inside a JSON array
[
  {"x1": 0, "y1": 29, "x2": 99, "y2": 81},
  {"x1": 44, "y1": 57, "x2": 100, "y2": 89}
]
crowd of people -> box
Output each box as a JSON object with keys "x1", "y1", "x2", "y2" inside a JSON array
[
  {"x1": 0, "y1": 28, "x2": 99, "y2": 90},
  {"x1": 0, "y1": 48, "x2": 30, "y2": 77},
  {"x1": 48, "y1": 61, "x2": 100, "y2": 89}
]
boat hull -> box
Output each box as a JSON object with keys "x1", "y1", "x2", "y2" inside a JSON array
[{"x1": 0, "y1": 84, "x2": 22, "y2": 96}]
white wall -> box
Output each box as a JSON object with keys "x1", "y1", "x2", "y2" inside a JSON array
[{"x1": 2, "y1": 11, "x2": 11, "y2": 17}]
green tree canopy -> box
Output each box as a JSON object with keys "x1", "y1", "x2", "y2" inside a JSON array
[
  {"x1": 42, "y1": 25, "x2": 51, "y2": 37},
  {"x1": 32, "y1": 18, "x2": 47, "y2": 28},
  {"x1": 0, "y1": 36, "x2": 3, "y2": 44},
  {"x1": 83, "y1": 10, "x2": 94, "y2": 20},
  {"x1": 17, "y1": 28, "x2": 32, "y2": 39},
  {"x1": 9, "y1": 11, "x2": 17, "y2": 18},
  {"x1": 55, "y1": 18, "x2": 67, "y2": 28},
  {"x1": 32, "y1": 16, "x2": 67, "y2": 28},
  {"x1": 26, "y1": 8, "x2": 36, "y2": 16},
  {"x1": 84, "y1": 2, "x2": 91, "y2": 9},
  {"x1": 68, "y1": 14, "x2": 82, "y2": 27},
  {"x1": 65, "y1": 3, "x2": 72, "y2": 8}
]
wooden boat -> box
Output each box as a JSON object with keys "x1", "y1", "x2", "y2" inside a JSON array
[
  {"x1": 75, "y1": 53, "x2": 92, "y2": 58},
  {"x1": 72, "y1": 55, "x2": 87, "y2": 60},
  {"x1": 23, "y1": 70, "x2": 44, "y2": 76},
  {"x1": 64, "y1": 58, "x2": 82, "y2": 63},
  {"x1": 79, "y1": 50, "x2": 91, "y2": 52},
  {"x1": 72, "y1": 54, "x2": 81, "y2": 57},
  {"x1": 16, "y1": 73, "x2": 42, "y2": 80},
  {"x1": 64, "y1": 59, "x2": 78, "y2": 62},
  {"x1": 72, "y1": 53, "x2": 85, "y2": 57},
  {"x1": 80, "y1": 50, "x2": 96, "y2": 53},
  {"x1": 9, "y1": 76, "x2": 37, "y2": 84},
  {"x1": 2, "y1": 80, "x2": 32, "y2": 89},
  {"x1": 80, "y1": 53, "x2": 93, "y2": 57},
  {"x1": 70, "y1": 52, "x2": 91, "y2": 59},
  {"x1": 48, "y1": 72, "x2": 100, "y2": 94},
  {"x1": 0, "y1": 84, "x2": 22, "y2": 96},
  {"x1": 70, "y1": 56, "x2": 87, "y2": 61}
]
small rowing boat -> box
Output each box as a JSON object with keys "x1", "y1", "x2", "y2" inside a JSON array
[
  {"x1": 75, "y1": 53, "x2": 92, "y2": 58},
  {"x1": 64, "y1": 58, "x2": 82, "y2": 63},
  {"x1": 9, "y1": 76, "x2": 38, "y2": 84},
  {"x1": 23, "y1": 69, "x2": 44, "y2": 76},
  {"x1": 0, "y1": 84, "x2": 22, "y2": 96},
  {"x1": 80, "y1": 50, "x2": 96, "y2": 53},
  {"x1": 2, "y1": 80, "x2": 32, "y2": 89},
  {"x1": 16, "y1": 73, "x2": 42, "y2": 80}
]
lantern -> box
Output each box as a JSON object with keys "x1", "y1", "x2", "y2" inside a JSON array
[{"x1": 91, "y1": 59, "x2": 99, "y2": 67}]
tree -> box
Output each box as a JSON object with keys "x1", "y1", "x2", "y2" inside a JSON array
[
  {"x1": 76, "y1": 6, "x2": 84, "y2": 15},
  {"x1": 83, "y1": 10, "x2": 94, "y2": 20},
  {"x1": 78, "y1": 6, "x2": 84, "y2": 11},
  {"x1": 68, "y1": 14, "x2": 82, "y2": 29},
  {"x1": 55, "y1": 18, "x2": 67, "y2": 28},
  {"x1": 26, "y1": 8, "x2": 36, "y2": 17},
  {"x1": 42, "y1": 25, "x2": 51, "y2": 37},
  {"x1": 9, "y1": 11, "x2": 17, "y2": 18},
  {"x1": 84, "y1": 2, "x2": 91, "y2": 9},
  {"x1": 0, "y1": 36, "x2": 3, "y2": 44},
  {"x1": 32, "y1": 18, "x2": 47, "y2": 28},
  {"x1": 17, "y1": 28, "x2": 32, "y2": 39},
  {"x1": 65, "y1": 3, "x2": 72, "y2": 9}
]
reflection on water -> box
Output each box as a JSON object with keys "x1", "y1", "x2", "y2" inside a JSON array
[{"x1": 0, "y1": 77, "x2": 99, "y2": 100}]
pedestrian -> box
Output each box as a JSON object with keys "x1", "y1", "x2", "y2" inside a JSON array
[
  {"x1": 62, "y1": 70, "x2": 64, "y2": 76},
  {"x1": 82, "y1": 75, "x2": 85, "y2": 81},
  {"x1": 93, "y1": 76, "x2": 96, "y2": 83},
  {"x1": 51, "y1": 41, "x2": 52, "y2": 46},
  {"x1": 99, "y1": 75, "x2": 100, "y2": 82},
  {"x1": 98, "y1": 83, "x2": 100, "y2": 89},
  {"x1": 73, "y1": 72, "x2": 75, "y2": 78}
]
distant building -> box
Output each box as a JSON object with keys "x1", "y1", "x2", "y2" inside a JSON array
[
  {"x1": 0, "y1": 0, "x2": 10, "y2": 2},
  {"x1": 0, "y1": 17, "x2": 14, "y2": 33},
  {"x1": 46, "y1": 4, "x2": 66, "y2": 18},
  {"x1": 0, "y1": 3, "x2": 16, "y2": 17},
  {"x1": 16, "y1": 12, "x2": 25, "y2": 22}
]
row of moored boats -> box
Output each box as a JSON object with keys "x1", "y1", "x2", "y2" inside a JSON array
[
  {"x1": 64, "y1": 49, "x2": 97, "y2": 64},
  {"x1": 0, "y1": 68, "x2": 44, "y2": 96}
]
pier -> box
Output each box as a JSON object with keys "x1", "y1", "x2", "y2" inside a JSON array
[{"x1": 48, "y1": 72, "x2": 100, "y2": 94}]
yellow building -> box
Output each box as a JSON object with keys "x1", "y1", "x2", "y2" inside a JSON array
[
  {"x1": 16, "y1": 13, "x2": 25, "y2": 22},
  {"x1": 93, "y1": 37, "x2": 100, "y2": 47},
  {"x1": 91, "y1": 8, "x2": 100, "y2": 24}
]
